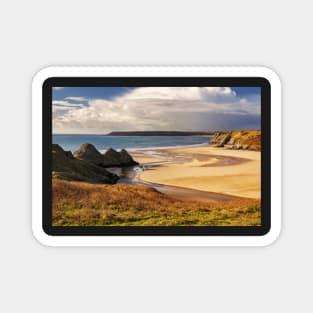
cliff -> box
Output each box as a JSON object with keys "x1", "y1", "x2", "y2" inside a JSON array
[
  {"x1": 210, "y1": 130, "x2": 261, "y2": 151},
  {"x1": 74, "y1": 144, "x2": 138, "y2": 167},
  {"x1": 72, "y1": 143, "x2": 104, "y2": 165},
  {"x1": 52, "y1": 144, "x2": 119, "y2": 183}
]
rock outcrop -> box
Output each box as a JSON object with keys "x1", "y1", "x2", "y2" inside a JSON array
[
  {"x1": 103, "y1": 148, "x2": 138, "y2": 166},
  {"x1": 73, "y1": 143, "x2": 104, "y2": 166},
  {"x1": 52, "y1": 144, "x2": 119, "y2": 184},
  {"x1": 74, "y1": 144, "x2": 138, "y2": 167},
  {"x1": 210, "y1": 130, "x2": 261, "y2": 151},
  {"x1": 102, "y1": 148, "x2": 123, "y2": 166},
  {"x1": 119, "y1": 149, "x2": 136, "y2": 165}
]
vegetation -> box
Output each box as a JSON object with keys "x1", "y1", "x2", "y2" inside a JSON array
[
  {"x1": 52, "y1": 144, "x2": 118, "y2": 183},
  {"x1": 211, "y1": 129, "x2": 261, "y2": 151},
  {"x1": 52, "y1": 179, "x2": 261, "y2": 226}
]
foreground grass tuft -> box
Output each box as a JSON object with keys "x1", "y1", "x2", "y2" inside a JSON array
[{"x1": 52, "y1": 179, "x2": 261, "y2": 226}]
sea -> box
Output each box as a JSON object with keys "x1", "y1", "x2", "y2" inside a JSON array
[{"x1": 53, "y1": 134, "x2": 212, "y2": 152}]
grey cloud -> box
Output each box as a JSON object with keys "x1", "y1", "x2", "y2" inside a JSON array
[{"x1": 53, "y1": 87, "x2": 260, "y2": 133}]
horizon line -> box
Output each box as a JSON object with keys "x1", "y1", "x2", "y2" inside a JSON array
[{"x1": 53, "y1": 128, "x2": 260, "y2": 135}]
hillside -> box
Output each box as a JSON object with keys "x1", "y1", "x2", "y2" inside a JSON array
[
  {"x1": 52, "y1": 144, "x2": 118, "y2": 183},
  {"x1": 52, "y1": 178, "x2": 261, "y2": 226},
  {"x1": 210, "y1": 130, "x2": 261, "y2": 151},
  {"x1": 106, "y1": 131, "x2": 214, "y2": 136}
]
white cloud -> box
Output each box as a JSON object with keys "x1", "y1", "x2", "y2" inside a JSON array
[
  {"x1": 52, "y1": 100, "x2": 85, "y2": 108},
  {"x1": 53, "y1": 87, "x2": 64, "y2": 90},
  {"x1": 52, "y1": 100, "x2": 85, "y2": 118},
  {"x1": 65, "y1": 96, "x2": 88, "y2": 102},
  {"x1": 124, "y1": 87, "x2": 236, "y2": 102},
  {"x1": 53, "y1": 87, "x2": 260, "y2": 133}
]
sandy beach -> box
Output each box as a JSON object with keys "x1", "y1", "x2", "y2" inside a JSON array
[{"x1": 131, "y1": 146, "x2": 260, "y2": 199}]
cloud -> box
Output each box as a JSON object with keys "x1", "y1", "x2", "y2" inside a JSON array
[
  {"x1": 124, "y1": 87, "x2": 236, "y2": 101},
  {"x1": 65, "y1": 96, "x2": 88, "y2": 102},
  {"x1": 53, "y1": 87, "x2": 65, "y2": 90},
  {"x1": 53, "y1": 100, "x2": 85, "y2": 107},
  {"x1": 53, "y1": 87, "x2": 260, "y2": 133},
  {"x1": 52, "y1": 100, "x2": 85, "y2": 118}
]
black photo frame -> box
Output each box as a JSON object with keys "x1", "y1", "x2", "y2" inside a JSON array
[{"x1": 43, "y1": 77, "x2": 271, "y2": 236}]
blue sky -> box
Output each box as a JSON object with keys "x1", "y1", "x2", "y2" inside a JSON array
[
  {"x1": 53, "y1": 87, "x2": 132, "y2": 102},
  {"x1": 53, "y1": 86, "x2": 260, "y2": 102},
  {"x1": 52, "y1": 87, "x2": 261, "y2": 134}
]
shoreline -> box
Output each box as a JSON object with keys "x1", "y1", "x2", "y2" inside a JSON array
[
  {"x1": 99, "y1": 142, "x2": 209, "y2": 154},
  {"x1": 53, "y1": 134, "x2": 212, "y2": 153},
  {"x1": 130, "y1": 145, "x2": 261, "y2": 199},
  {"x1": 115, "y1": 163, "x2": 241, "y2": 203}
]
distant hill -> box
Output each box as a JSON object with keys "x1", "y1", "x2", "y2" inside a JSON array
[
  {"x1": 210, "y1": 130, "x2": 261, "y2": 151},
  {"x1": 106, "y1": 131, "x2": 214, "y2": 136}
]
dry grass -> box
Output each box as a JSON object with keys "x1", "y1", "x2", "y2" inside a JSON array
[
  {"x1": 212, "y1": 129, "x2": 261, "y2": 151},
  {"x1": 52, "y1": 178, "x2": 261, "y2": 226},
  {"x1": 235, "y1": 130, "x2": 261, "y2": 149}
]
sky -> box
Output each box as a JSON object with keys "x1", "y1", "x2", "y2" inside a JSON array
[{"x1": 52, "y1": 86, "x2": 261, "y2": 134}]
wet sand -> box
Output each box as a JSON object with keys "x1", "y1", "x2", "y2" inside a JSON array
[
  {"x1": 115, "y1": 165, "x2": 241, "y2": 203},
  {"x1": 130, "y1": 146, "x2": 260, "y2": 199}
]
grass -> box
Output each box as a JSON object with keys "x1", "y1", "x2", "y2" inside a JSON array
[
  {"x1": 52, "y1": 144, "x2": 117, "y2": 183},
  {"x1": 52, "y1": 178, "x2": 261, "y2": 226},
  {"x1": 213, "y1": 129, "x2": 261, "y2": 151}
]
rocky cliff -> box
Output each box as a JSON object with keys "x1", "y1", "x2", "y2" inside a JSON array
[
  {"x1": 73, "y1": 143, "x2": 104, "y2": 165},
  {"x1": 52, "y1": 144, "x2": 119, "y2": 184},
  {"x1": 210, "y1": 130, "x2": 261, "y2": 151},
  {"x1": 74, "y1": 144, "x2": 138, "y2": 167}
]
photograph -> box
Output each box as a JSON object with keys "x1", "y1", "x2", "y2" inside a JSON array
[
  {"x1": 2, "y1": 0, "x2": 304, "y2": 309},
  {"x1": 52, "y1": 86, "x2": 261, "y2": 227}
]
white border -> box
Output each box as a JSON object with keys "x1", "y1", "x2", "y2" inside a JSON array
[{"x1": 32, "y1": 67, "x2": 281, "y2": 247}]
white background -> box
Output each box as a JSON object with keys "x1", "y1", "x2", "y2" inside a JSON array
[{"x1": 0, "y1": 1, "x2": 311, "y2": 312}]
